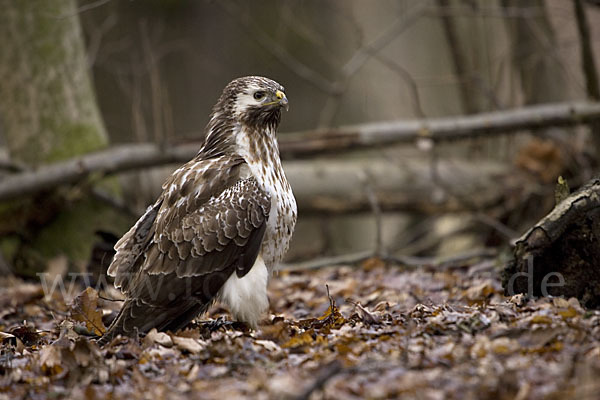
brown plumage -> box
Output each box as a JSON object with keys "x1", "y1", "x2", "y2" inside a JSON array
[{"x1": 98, "y1": 77, "x2": 296, "y2": 345}]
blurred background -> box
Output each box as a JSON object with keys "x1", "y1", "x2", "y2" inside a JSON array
[{"x1": 0, "y1": 0, "x2": 599, "y2": 277}]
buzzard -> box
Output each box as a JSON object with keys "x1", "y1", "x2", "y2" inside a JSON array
[{"x1": 98, "y1": 76, "x2": 297, "y2": 345}]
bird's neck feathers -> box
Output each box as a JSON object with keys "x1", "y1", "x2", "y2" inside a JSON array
[
  {"x1": 236, "y1": 123, "x2": 290, "y2": 211},
  {"x1": 235, "y1": 123, "x2": 281, "y2": 169},
  {"x1": 198, "y1": 110, "x2": 237, "y2": 159},
  {"x1": 200, "y1": 108, "x2": 282, "y2": 167}
]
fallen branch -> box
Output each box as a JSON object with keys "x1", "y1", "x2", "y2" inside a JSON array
[
  {"x1": 0, "y1": 144, "x2": 195, "y2": 201},
  {"x1": 0, "y1": 102, "x2": 598, "y2": 202},
  {"x1": 1, "y1": 151, "x2": 511, "y2": 213},
  {"x1": 280, "y1": 101, "x2": 600, "y2": 157}
]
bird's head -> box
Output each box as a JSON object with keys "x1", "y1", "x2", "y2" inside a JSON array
[
  {"x1": 217, "y1": 76, "x2": 288, "y2": 130},
  {"x1": 202, "y1": 76, "x2": 288, "y2": 158}
]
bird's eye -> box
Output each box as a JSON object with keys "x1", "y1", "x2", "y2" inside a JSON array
[{"x1": 253, "y1": 91, "x2": 265, "y2": 100}]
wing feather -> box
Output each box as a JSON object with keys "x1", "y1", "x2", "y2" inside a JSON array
[
  {"x1": 107, "y1": 200, "x2": 161, "y2": 292},
  {"x1": 120, "y1": 176, "x2": 270, "y2": 307},
  {"x1": 101, "y1": 157, "x2": 271, "y2": 344},
  {"x1": 108, "y1": 157, "x2": 270, "y2": 288},
  {"x1": 106, "y1": 155, "x2": 268, "y2": 293}
]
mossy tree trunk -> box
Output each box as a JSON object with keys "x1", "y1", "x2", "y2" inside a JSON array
[
  {"x1": 0, "y1": 0, "x2": 129, "y2": 276},
  {"x1": 0, "y1": 0, "x2": 108, "y2": 164}
]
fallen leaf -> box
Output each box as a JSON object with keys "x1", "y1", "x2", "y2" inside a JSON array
[
  {"x1": 70, "y1": 287, "x2": 107, "y2": 336},
  {"x1": 39, "y1": 345, "x2": 63, "y2": 376},
  {"x1": 361, "y1": 257, "x2": 385, "y2": 271},
  {"x1": 282, "y1": 331, "x2": 314, "y2": 349},
  {"x1": 144, "y1": 328, "x2": 173, "y2": 348},
  {"x1": 464, "y1": 281, "x2": 495, "y2": 301},
  {"x1": 558, "y1": 307, "x2": 578, "y2": 319},
  {"x1": 0, "y1": 331, "x2": 16, "y2": 345},
  {"x1": 9, "y1": 325, "x2": 41, "y2": 347},
  {"x1": 351, "y1": 301, "x2": 380, "y2": 325},
  {"x1": 254, "y1": 339, "x2": 280, "y2": 352},
  {"x1": 530, "y1": 315, "x2": 553, "y2": 325},
  {"x1": 0, "y1": 282, "x2": 43, "y2": 308},
  {"x1": 552, "y1": 297, "x2": 570, "y2": 309},
  {"x1": 491, "y1": 337, "x2": 519, "y2": 355},
  {"x1": 172, "y1": 335, "x2": 205, "y2": 354},
  {"x1": 515, "y1": 137, "x2": 564, "y2": 182}
]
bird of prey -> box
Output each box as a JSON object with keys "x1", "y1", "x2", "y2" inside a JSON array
[{"x1": 98, "y1": 76, "x2": 297, "y2": 345}]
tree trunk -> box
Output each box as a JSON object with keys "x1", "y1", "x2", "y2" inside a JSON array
[
  {"x1": 501, "y1": 0, "x2": 565, "y2": 104},
  {"x1": 0, "y1": 0, "x2": 127, "y2": 277},
  {"x1": 573, "y1": 0, "x2": 600, "y2": 163},
  {"x1": 437, "y1": 0, "x2": 481, "y2": 114},
  {"x1": 0, "y1": 0, "x2": 108, "y2": 165}
]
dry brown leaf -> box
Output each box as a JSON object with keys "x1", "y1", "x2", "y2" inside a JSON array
[
  {"x1": 282, "y1": 331, "x2": 315, "y2": 349},
  {"x1": 254, "y1": 339, "x2": 280, "y2": 352},
  {"x1": 350, "y1": 301, "x2": 380, "y2": 325},
  {"x1": 361, "y1": 257, "x2": 385, "y2": 271},
  {"x1": 172, "y1": 335, "x2": 205, "y2": 354},
  {"x1": 0, "y1": 281, "x2": 43, "y2": 308},
  {"x1": 70, "y1": 287, "x2": 106, "y2": 336},
  {"x1": 144, "y1": 328, "x2": 173, "y2": 348},
  {"x1": 464, "y1": 281, "x2": 496, "y2": 302},
  {"x1": 9, "y1": 325, "x2": 41, "y2": 347},
  {"x1": 514, "y1": 137, "x2": 564, "y2": 182},
  {"x1": 558, "y1": 307, "x2": 578, "y2": 319},
  {"x1": 39, "y1": 345, "x2": 63, "y2": 376},
  {"x1": 529, "y1": 314, "x2": 553, "y2": 325},
  {"x1": 552, "y1": 297, "x2": 570, "y2": 308},
  {"x1": 490, "y1": 337, "x2": 519, "y2": 355},
  {"x1": 4, "y1": 246, "x2": 600, "y2": 399}
]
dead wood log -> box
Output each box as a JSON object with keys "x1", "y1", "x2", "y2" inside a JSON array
[
  {"x1": 502, "y1": 178, "x2": 600, "y2": 308},
  {"x1": 0, "y1": 143, "x2": 194, "y2": 202},
  {"x1": 0, "y1": 102, "x2": 598, "y2": 202},
  {"x1": 285, "y1": 158, "x2": 508, "y2": 215}
]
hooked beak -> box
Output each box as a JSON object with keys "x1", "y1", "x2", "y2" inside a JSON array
[{"x1": 275, "y1": 90, "x2": 289, "y2": 111}]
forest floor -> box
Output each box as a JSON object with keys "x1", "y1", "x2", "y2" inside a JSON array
[{"x1": 1, "y1": 255, "x2": 600, "y2": 399}]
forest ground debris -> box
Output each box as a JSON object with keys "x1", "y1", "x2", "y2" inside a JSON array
[{"x1": 1, "y1": 258, "x2": 600, "y2": 399}]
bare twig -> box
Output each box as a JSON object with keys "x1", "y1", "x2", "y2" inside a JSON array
[
  {"x1": 293, "y1": 360, "x2": 343, "y2": 400},
  {"x1": 98, "y1": 295, "x2": 124, "y2": 302},
  {"x1": 430, "y1": 5, "x2": 545, "y2": 19},
  {"x1": 85, "y1": 14, "x2": 117, "y2": 68},
  {"x1": 474, "y1": 212, "x2": 519, "y2": 240},
  {"x1": 217, "y1": 1, "x2": 339, "y2": 95},
  {"x1": 281, "y1": 248, "x2": 498, "y2": 271},
  {"x1": 360, "y1": 171, "x2": 384, "y2": 257},
  {"x1": 371, "y1": 52, "x2": 426, "y2": 118},
  {"x1": 75, "y1": 0, "x2": 111, "y2": 15},
  {"x1": 318, "y1": 0, "x2": 431, "y2": 126},
  {"x1": 341, "y1": 1, "x2": 432, "y2": 78},
  {"x1": 55, "y1": 0, "x2": 111, "y2": 19},
  {"x1": 282, "y1": 250, "x2": 374, "y2": 271}
]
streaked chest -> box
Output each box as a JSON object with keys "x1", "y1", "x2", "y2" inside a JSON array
[{"x1": 237, "y1": 129, "x2": 297, "y2": 268}]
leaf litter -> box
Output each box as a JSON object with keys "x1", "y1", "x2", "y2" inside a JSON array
[{"x1": 0, "y1": 256, "x2": 599, "y2": 399}]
